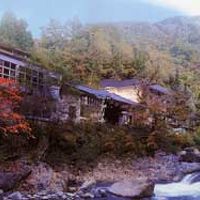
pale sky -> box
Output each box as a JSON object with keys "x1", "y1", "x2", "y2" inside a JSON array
[
  {"x1": 145, "y1": 0, "x2": 200, "y2": 16},
  {"x1": 0, "y1": 0, "x2": 198, "y2": 37}
]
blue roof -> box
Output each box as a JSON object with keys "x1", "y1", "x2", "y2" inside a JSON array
[
  {"x1": 76, "y1": 85, "x2": 108, "y2": 98},
  {"x1": 75, "y1": 85, "x2": 138, "y2": 106}
]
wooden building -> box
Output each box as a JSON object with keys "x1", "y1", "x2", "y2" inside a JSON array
[
  {"x1": 56, "y1": 84, "x2": 139, "y2": 125},
  {"x1": 0, "y1": 44, "x2": 61, "y2": 120}
]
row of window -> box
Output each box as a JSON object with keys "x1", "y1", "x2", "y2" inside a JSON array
[
  {"x1": 0, "y1": 58, "x2": 60, "y2": 91},
  {"x1": 0, "y1": 59, "x2": 17, "y2": 79},
  {"x1": 81, "y1": 96, "x2": 100, "y2": 107},
  {"x1": 0, "y1": 59, "x2": 45, "y2": 88}
]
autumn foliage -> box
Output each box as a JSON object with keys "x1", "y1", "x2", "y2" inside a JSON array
[{"x1": 0, "y1": 77, "x2": 30, "y2": 134}]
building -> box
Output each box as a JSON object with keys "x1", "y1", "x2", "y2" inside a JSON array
[
  {"x1": 100, "y1": 79, "x2": 170, "y2": 102},
  {"x1": 0, "y1": 44, "x2": 171, "y2": 125},
  {"x1": 0, "y1": 44, "x2": 61, "y2": 93},
  {"x1": 0, "y1": 44, "x2": 61, "y2": 120},
  {"x1": 55, "y1": 83, "x2": 139, "y2": 124},
  {"x1": 56, "y1": 79, "x2": 171, "y2": 125}
]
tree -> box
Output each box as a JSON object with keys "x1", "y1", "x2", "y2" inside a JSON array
[
  {"x1": 0, "y1": 78, "x2": 30, "y2": 134},
  {"x1": 0, "y1": 12, "x2": 33, "y2": 50},
  {"x1": 134, "y1": 81, "x2": 191, "y2": 132}
]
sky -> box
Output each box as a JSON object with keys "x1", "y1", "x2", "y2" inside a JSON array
[{"x1": 0, "y1": 0, "x2": 198, "y2": 37}]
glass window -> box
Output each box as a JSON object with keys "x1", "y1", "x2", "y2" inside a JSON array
[
  {"x1": 0, "y1": 60, "x2": 4, "y2": 66},
  {"x1": 19, "y1": 66, "x2": 26, "y2": 72},
  {"x1": 10, "y1": 70, "x2": 16, "y2": 77},
  {"x1": 3, "y1": 68, "x2": 9, "y2": 75},
  {"x1": 18, "y1": 73, "x2": 25, "y2": 83},
  {"x1": 32, "y1": 76, "x2": 38, "y2": 83},
  {"x1": 11, "y1": 63, "x2": 16, "y2": 70},
  {"x1": 26, "y1": 74, "x2": 31, "y2": 83},
  {"x1": 4, "y1": 61, "x2": 10, "y2": 68},
  {"x1": 32, "y1": 70, "x2": 38, "y2": 77},
  {"x1": 3, "y1": 75, "x2": 9, "y2": 79},
  {"x1": 26, "y1": 68, "x2": 32, "y2": 75}
]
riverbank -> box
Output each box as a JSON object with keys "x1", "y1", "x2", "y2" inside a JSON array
[{"x1": 0, "y1": 150, "x2": 200, "y2": 199}]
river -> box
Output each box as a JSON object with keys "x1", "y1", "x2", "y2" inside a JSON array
[
  {"x1": 153, "y1": 172, "x2": 200, "y2": 200},
  {"x1": 91, "y1": 172, "x2": 200, "y2": 200}
]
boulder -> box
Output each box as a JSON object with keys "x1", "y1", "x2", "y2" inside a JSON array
[
  {"x1": 108, "y1": 178, "x2": 154, "y2": 198},
  {"x1": 79, "y1": 178, "x2": 96, "y2": 191},
  {"x1": 179, "y1": 148, "x2": 200, "y2": 163},
  {"x1": 21, "y1": 162, "x2": 68, "y2": 193},
  {"x1": 7, "y1": 192, "x2": 23, "y2": 200},
  {"x1": 0, "y1": 169, "x2": 31, "y2": 191}
]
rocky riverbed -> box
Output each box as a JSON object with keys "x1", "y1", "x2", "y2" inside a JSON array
[{"x1": 0, "y1": 149, "x2": 200, "y2": 199}]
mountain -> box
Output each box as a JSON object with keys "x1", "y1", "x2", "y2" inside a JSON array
[{"x1": 107, "y1": 16, "x2": 200, "y2": 66}]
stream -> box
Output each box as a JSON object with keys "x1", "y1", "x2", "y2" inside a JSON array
[
  {"x1": 153, "y1": 172, "x2": 200, "y2": 200},
  {"x1": 91, "y1": 172, "x2": 200, "y2": 200}
]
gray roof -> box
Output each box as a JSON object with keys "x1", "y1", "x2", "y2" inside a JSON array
[
  {"x1": 100, "y1": 79, "x2": 170, "y2": 95},
  {"x1": 100, "y1": 79, "x2": 139, "y2": 88},
  {"x1": 76, "y1": 85, "x2": 138, "y2": 106}
]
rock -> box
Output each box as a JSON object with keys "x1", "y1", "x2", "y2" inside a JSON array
[
  {"x1": 108, "y1": 178, "x2": 154, "y2": 198},
  {"x1": 56, "y1": 191, "x2": 64, "y2": 196},
  {"x1": 93, "y1": 188, "x2": 107, "y2": 198},
  {"x1": 80, "y1": 178, "x2": 96, "y2": 191},
  {"x1": 22, "y1": 162, "x2": 68, "y2": 193},
  {"x1": 80, "y1": 192, "x2": 95, "y2": 199},
  {"x1": 185, "y1": 147, "x2": 197, "y2": 153},
  {"x1": 7, "y1": 192, "x2": 23, "y2": 200},
  {"x1": 179, "y1": 151, "x2": 187, "y2": 156},
  {"x1": 68, "y1": 187, "x2": 77, "y2": 193},
  {"x1": 0, "y1": 169, "x2": 31, "y2": 191},
  {"x1": 41, "y1": 196, "x2": 49, "y2": 200},
  {"x1": 98, "y1": 188, "x2": 107, "y2": 197},
  {"x1": 179, "y1": 148, "x2": 200, "y2": 163}
]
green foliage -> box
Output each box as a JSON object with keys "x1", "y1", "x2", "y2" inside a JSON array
[
  {"x1": 0, "y1": 12, "x2": 33, "y2": 50},
  {"x1": 39, "y1": 122, "x2": 193, "y2": 165}
]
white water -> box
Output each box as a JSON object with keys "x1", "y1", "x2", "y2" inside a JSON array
[{"x1": 154, "y1": 173, "x2": 200, "y2": 198}]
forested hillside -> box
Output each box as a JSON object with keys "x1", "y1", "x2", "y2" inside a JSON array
[{"x1": 1, "y1": 13, "x2": 200, "y2": 106}]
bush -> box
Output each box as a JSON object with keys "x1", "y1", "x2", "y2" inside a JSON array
[
  {"x1": 0, "y1": 121, "x2": 195, "y2": 165},
  {"x1": 46, "y1": 122, "x2": 195, "y2": 165}
]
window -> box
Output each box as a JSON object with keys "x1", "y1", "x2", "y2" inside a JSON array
[
  {"x1": 39, "y1": 72, "x2": 44, "y2": 85},
  {"x1": 4, "y1": 61, "x2": 10, "y2": 68},
  {"x1": 0, "y1": 59, "x2": 17, "y2": 79},
  {"x1": 10, "y1": 70, "x2": 16, "y2": 77},
  {"x1": 26, "y1": 74, "x2": 31, "y2": 84},
  {"x1": 18, "y1": 73, "x2": 25, "y2": 83},
  {"x1": 19, "y1": 66, "x2": 26, "y2": 73},
  {"x1": 3, "y1": 75, "x2": 9, "y2": 79},
  {"x1": 32, "y1": 76, "x2": 38, "y2": 83},
  {"x1": 3, "y1": 68, "x2": 9, "y2": 75},
  {"x1": 0, "y1": 60, "x2": 4, "y2": 66},
  {"x1": 69, "y1": 106, "x2": 77, "y2": 119},
  {"x1": 11, "y1": 63, "x2": 16, "y2": 70}
]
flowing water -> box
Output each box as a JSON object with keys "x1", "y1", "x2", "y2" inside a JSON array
[{"x1": 153, "y1": 172, "x2": 200, "y2": 200}]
